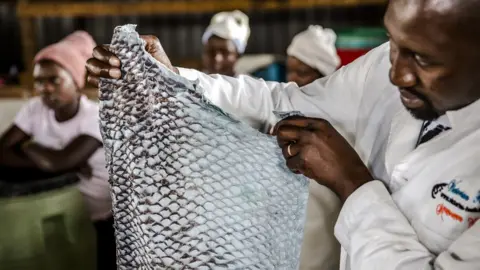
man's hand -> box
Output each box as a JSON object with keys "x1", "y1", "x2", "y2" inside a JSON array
[
  {"x1": 272, "y1": 117, "x2": 374, "y2": 202},
  {"x1": 86, "y1": 35, "x2": 178, "y2": 87}
]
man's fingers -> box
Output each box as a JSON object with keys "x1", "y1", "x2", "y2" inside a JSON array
[
  {"x1": 93, "y1": 45, "x2": 121, "y2": 67},
  {"x1": 140, "y1": 34, "x2": 175, "y2": 67},
  {"x1": 286, "y1": 154, "x2": 305, "y2": 174},
  {"x1": 272, "y1": 116, "x2": 330, "y2": 135},
  {"x1": 140, "y1": 35, "x2": 162, "y2": 54},
  {"x1": 272, "y1": 116, "x2": 307, "y2": 135},
  {"x1": 276, "y1": 125, "x2": 308, "y2": 147},
  {"x1": 281, "y1": 141, "x2": 302, "y2": 159},
  {"x1": 140, "y1": 35, "x2": 160, "y2": 45},
  {"x1": 87, "y1": 75, "x2": 100, "y2": 87},
  {"x1": 86, "y1": 58, "x2": 121, "y2": 79}
]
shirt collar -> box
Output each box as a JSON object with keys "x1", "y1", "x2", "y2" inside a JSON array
[{"x1": 435, "y1": 114, "x2": 450, "y2": 128}]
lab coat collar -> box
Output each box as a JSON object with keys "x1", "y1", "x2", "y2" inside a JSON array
[
  {"x1": 384, "y1": 97, "x2": 480, "y2": 192},
  {"x1": 445, "y1": 97, "x2": 480, "y2": 129}
]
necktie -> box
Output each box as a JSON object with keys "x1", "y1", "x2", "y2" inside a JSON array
[{"x1": 416, "y1": 120, "x2": 451, "y2": 147}]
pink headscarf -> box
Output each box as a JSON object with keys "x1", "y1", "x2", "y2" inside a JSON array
[{"x1": 34, "y1": 31, "x2": 96, "y2": 89}]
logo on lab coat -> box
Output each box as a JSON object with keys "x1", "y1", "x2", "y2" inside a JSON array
[
  {"x1": 468, "y1": 217, "x2": 480, "y2": 228},
  {"x1": 436, "y1": 203, "x2": 463, "y2": 222},
  {"x1": 432, "y1": 180, "x2": 480, "y2": 214},
  {"x1": 473, "y1": 191, "x2": 480, "y2": 204}
]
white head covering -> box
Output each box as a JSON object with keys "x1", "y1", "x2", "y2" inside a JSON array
[
  {"x1": 202, "y1": 10, "x2": 251, "y2": 54},
  {"x1": 287, "y1": 25, "x2": 341, "y2": 76}
]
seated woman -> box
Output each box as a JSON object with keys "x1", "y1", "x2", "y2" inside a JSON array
[
  {"x1": 201, "y1": 10, "x2": 251, "y2": 77},
  {"x1": 0, "y1": 31, "x2": 115, "y2": 269},
  {"x1": 286, "y1": 25, "x2": 341, "y2": 87},
  {"x1": 286, "y1": 25, "x2": 343, "y2": 269}
]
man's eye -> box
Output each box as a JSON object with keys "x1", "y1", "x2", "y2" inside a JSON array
[{"x1": 414, "y1": 54, "x2": 432, "y2": 67}]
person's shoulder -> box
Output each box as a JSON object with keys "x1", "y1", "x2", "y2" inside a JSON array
[
  {"x1": 348, "y1": 42, "x2": 391, "y2": 89},
  {"x1": 354, "y1": 42, "x2": 390, "y2": 70},
  {"x1": 80, "y1": 95, "x2": 99, "y2": 107},
  {"x1": 26, "y1": 96, "x2": 44, "y2": 106},
  {"x1": 12, "y1": 96, "x2": 48, "y2": 131},
  {"x1": 321, "y1": 42, "x2": 390, "y2": 87},
  {"x1": 79, "y1": 96, "x2": 100, "y2": 115},
  {"x1": 78, "y1": 95, "x2": 101, "y2": 125},
  {"x1": 76, "y1": 96, "x2": 102, "y2": 137},
  {"x1": 22, "y1": 96, "x2": 48, "y2": 113},
  {"x1": 370, "y1": 42, "x2": 390, "y2": 63},
  {"x1": 370, "y1": 42, "x2": 390, "y2": 55}
]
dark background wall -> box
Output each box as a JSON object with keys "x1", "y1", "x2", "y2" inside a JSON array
[{"x1": 0, "y1": 2, "x2": 386, "y2": 74}]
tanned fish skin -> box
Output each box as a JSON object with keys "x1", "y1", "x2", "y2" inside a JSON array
[{"x1": 99, "y1": 24, "x2": 309, "y2": 270}]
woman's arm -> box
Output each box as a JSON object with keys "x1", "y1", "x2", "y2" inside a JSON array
[
  {"x1": 0, "y1": 125, "x2": 37, "y2": 168},
  {"x1": 22, "y1": 135, "x2": 102, "y2": 173}
]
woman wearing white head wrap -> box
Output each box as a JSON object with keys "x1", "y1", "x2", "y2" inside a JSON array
[
  {"x1": 286, "y1": 25, "x2": 341, "y2": 86},
  {"x1": 201, "y1": 10, "x2": 251, "y2": 77}
]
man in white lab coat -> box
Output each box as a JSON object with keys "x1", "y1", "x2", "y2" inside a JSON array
[{"x1": 86, "y1": 0, "x2": 480, "y2": 269}]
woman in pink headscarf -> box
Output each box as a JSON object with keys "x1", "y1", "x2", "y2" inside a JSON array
[{"x1": 0, "y1": 31, "x2": 115, "y2": 269}]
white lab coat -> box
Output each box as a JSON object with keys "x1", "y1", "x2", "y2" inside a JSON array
[{"x1": 177, "y1": 42, "x2": 480, "y2": 270}]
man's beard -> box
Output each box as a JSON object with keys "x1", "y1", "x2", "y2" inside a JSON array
[{"x1": 402, "y1": 88, "x2": 440, "y2": 121}]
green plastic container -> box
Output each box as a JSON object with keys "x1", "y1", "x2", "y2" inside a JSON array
[
  {"x1": 0, "y1": 185, "x2": 96, "y2": 270},
  {"x1": 335, "y1": 27, "x2": 388, "y2": 49},
  {"x1": 334, "y1": 27, "x2": 388, "y2": 65}
]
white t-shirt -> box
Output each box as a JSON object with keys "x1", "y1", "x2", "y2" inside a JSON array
[{"x1": 14, "y1": 95, "x2": 111, "y2": 221}]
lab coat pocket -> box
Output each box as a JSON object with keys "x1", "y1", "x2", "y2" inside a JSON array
[{"x1": 413, "y1": 179, "x2": 480, "y2": 253}]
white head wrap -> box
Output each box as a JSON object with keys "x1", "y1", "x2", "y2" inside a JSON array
[
  {"x1": 287, "y1": 25, "x2": 341, "y2": 76},
  {"x1": 202, "y1": 10, "x2": 251, "y2": 54}
]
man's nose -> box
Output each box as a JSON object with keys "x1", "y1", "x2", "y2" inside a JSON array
[{"x1": 389, "y1": 53, "x2": 416, "y2": 88}]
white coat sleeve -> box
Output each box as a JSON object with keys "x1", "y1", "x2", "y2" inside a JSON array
[
  {"x1": 176, "y1": 43, "x2": 386, "y2": 135},
  {"x1": 335, "y1": 181, "x2": 480, "y2": 269}
]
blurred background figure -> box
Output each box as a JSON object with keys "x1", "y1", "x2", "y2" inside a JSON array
[
  {"x1": 0, "y1": 31, "x2": 115, "y2": 270},
  {"x1": 286, "y1": 25, "x2": 340, "y2": 87},
  {"x1": 201, "y1": 10, "x2": 251, "y2": 77}
]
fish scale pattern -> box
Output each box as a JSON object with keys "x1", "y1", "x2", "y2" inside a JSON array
[{"x1": 99, "y1": 24, "x2": 309, "y2": 269}]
